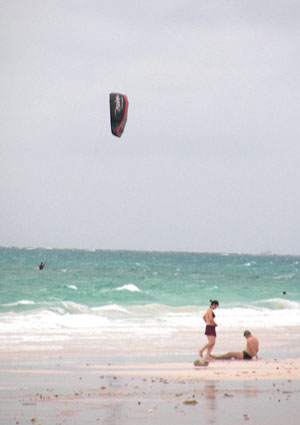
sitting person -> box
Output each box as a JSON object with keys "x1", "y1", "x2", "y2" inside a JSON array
[{"x1": 211, "y1": 330, "x2": 259, "y2": 360}]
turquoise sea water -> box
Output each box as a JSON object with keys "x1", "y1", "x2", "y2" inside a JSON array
[
  {"x1": 0, "y1": 247, "x2": 299, "y2": 356},
  {"x1": 1, "y1": 247, "x2": 299, "y2": 308}
]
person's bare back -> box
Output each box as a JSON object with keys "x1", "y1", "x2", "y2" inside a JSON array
[{"x1": 246, "y1": 335, "x2": 259, "y2": 358}]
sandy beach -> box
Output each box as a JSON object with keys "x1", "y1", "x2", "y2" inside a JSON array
[
  {"x1": 0, "y1": 326, "x2": 299, "y2": 424},
  {"x1": 1, "y1": 353, "x2": 299, "y2": 425}
]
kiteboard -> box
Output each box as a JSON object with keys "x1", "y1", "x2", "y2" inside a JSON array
[{"x1": 194, "y1": 359, "x2": 209, "y2": 367}]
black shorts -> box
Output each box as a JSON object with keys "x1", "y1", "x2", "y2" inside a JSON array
[
  {"x1": 243, "y1": 351, "x2": 252, "y2": 360},
  {"x1": 205, "y1": 325, "x2": 216, "y2": 337}
]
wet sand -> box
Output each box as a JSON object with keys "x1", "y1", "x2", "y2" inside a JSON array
[
  {"x1": 1, "y1": 356, "x2": 299, "y2": 425},
  {"x1": 1, "y1": 326, "x2": 299, "y2": 424}
]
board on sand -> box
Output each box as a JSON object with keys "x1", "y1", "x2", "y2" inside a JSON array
[{"x1": 194, "y1": 359, "x2": 209, "y2": 367}]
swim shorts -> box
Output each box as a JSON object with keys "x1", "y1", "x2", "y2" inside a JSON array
[
  {"x1": 205, "y1": 325, "x2": 216, "y2": 337},
  {"x1": 243, "y1": 351, "x2": 252, "y2": 360}
]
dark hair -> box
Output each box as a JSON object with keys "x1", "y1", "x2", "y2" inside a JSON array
[
  {"x1": 244, "y1": 330, "x2": 251, "y2": 337},
  {"x1": 210, "y1": 299, "x2": 219, "y2": 306}
]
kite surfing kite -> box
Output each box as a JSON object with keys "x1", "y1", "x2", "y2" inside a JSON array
[{"x1": 109, "y1": 93, "x2": 129, "y2": 137}]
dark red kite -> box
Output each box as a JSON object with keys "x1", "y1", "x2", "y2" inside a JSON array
[{"x1": 109, "y1": 93, "x2": 129, "y2": 137}]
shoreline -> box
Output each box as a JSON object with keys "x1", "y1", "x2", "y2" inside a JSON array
[
  {"x1": 1, "y1": 357, "x2": 299, "y2": 425},
  {"x1": 2, "y1": 357, "x2": 299, "y2": 381},
  {"x1": 1, "y1": 325, "x2": 299, "y2": 361}
]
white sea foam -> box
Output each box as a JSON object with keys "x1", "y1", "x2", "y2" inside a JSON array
[
  {"x1": 2, "y1": 300, "x2": 35, "y2": 307},
  {"x1": 93, "y1": 304, "x2": 129, "y2": 313},
  {"x1": 115, "y1": 284, "x2": 141, "y2": 292},
  {"x1": 0, "y1": 301, "x2": 299, "y2": 353},
  {"x1": 59, "y1": 301, "x2": 91, "y2": 314},
  {"x1": 67, "y1": 285, "x2": 78, "y2": 290},
  {"x1": 255, "y1": 298, "x2": 300, "y2": 310},
  {"x1": 273, "y1": 273, "x2": 295, "y2": 280}
]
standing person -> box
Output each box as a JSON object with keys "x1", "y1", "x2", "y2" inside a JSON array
[
  {"x1": 199, "y1": 300, "x2": 219, "y2": 361},
  {"x1": 39, "y1": 262, "x2": 45, "y2": 270}
]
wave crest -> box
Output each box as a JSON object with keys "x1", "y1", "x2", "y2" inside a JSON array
[
  {"x1": 255, "y1": 298, "x2": 299, "y2": 310},
  {"x1": 1, "y1": 300, "x2": 35, "y2": 308},
  {"x1": 115, "y1": 284, "x2": 141, "y2": 292}
]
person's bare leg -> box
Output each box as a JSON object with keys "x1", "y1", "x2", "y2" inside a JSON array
[
  {"x1": 199, "y1": 342, "x2": 209, "y2": 358},
  {"x1": 204, "y1": 336, "x2": 216, "y2": 360},
  {"x1": 212, "y1": 351, "x2": 243, "y2": 360}
]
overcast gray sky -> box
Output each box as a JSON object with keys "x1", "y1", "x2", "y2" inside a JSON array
[{"x1": 1, "y1": 0, "x2": 299, "y2": 254}]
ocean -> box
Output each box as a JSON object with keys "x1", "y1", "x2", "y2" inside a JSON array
[{"x1": 1, "y1": 247, "x2": 299, "y2": 360}]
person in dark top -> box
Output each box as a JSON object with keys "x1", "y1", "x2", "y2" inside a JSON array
[{"x1": 39, "y1": 262, "x2": 45, "y2": 270}]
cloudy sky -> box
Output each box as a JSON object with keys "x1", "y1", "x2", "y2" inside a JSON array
[{"x1": 1, "y1": 0, "x2": 299, "y2": 254}]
